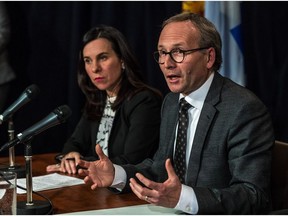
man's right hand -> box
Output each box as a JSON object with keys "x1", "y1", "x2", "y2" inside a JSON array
[{"x1": 78, "y1": 144, "x2": 115, "y2": 190}]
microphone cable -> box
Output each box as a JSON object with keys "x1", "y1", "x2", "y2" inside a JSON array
[
  {"x1": 0, "y1": 171, "x2": 54, "y2": 215},
  {"x1": 16, "y1": 184, "x2": 54, "y2": 215}
]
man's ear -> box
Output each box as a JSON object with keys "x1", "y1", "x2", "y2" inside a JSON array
[{"x1": 206, "y1": 47, "x2": 215, "y2": 69}]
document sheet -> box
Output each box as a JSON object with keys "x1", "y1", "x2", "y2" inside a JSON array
[{"x1": 16, "y1": 173, "x2": 84, "y2": 194}]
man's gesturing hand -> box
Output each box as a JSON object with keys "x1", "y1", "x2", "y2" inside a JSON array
[
  {"x1": 78, "y1": 144, "x2": 115, "y2": 190},
  {"x1": 129, "y1": 158, "x2": 182, "y2": 208}
]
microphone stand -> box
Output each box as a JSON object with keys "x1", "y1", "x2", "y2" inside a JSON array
[
  {"x1": 17, "y1": 140, "x2": 52, "y2": 215},
  {"x1": 0, "y1": 118, "x2": 26, "y2": 178}
]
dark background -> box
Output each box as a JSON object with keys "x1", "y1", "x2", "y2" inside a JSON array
[{"x1": 0, "y1": 1, "x2": 287, "y2": 157}]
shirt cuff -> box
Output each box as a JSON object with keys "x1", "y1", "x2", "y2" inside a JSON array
[
  {"x1": 174, "y1": 184, "x2": 198, "y2": 214},
  {"x1": 110, "y1": 164, "x2": 127, "y2": 190}
]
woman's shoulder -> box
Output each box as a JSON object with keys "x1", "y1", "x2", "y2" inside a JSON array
[
  {"x1": 119, "y1": 88, "x2": 162, "y2": 117},
  {"x1": 130, "y1": 88, "x2": 162, "y2": 102},
  {"x1": 120, "y1": 88, "x2": 162, "y2": 110}
]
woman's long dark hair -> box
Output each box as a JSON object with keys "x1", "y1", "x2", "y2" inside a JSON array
[{"x1": 78, "y1": 25, "x2": 161, "y2": 121}]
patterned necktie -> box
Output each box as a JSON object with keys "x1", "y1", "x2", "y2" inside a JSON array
[{"x1": 174, "y1": 98, "x2": 192, "y2": 184}]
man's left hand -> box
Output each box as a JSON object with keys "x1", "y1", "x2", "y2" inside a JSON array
[{"x1": 129, "y1": 158, "x2": 182, "y2": 208}]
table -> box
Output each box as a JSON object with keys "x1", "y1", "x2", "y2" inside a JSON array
[{"x1": 0, "y1": 153, "x2": 146, "y2": 214}]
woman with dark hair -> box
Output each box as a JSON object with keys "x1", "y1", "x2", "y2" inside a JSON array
[{"x1": 47, "y1": 25, "x2": 162, "y2": 174}]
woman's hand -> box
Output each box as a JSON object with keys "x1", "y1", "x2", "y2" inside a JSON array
[
  {"x1": 59, "y1": 152, "x2": 82, "y2": 174},
  {"x1": 46, "y1": 151, "x2": 82, "y2": 174}
]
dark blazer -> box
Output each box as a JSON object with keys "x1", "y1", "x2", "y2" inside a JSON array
[
  {"x1": 123, "y1": 72, "x2": 274, "y2": 214},
  {"x1": 62, "y1": 89, "x2": 162, "y2": 165}
]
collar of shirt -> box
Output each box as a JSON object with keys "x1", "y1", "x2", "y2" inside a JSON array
[{"x1": 179, "y1": 72, "x2": 215, "y2": 110}]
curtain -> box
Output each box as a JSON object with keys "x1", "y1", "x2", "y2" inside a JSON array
[
  {"x1": 2, "y1": 1, "x2": 288, "y2": 156},
  {"x1": 1, "y1": 1, "x2": 181, "y2": 155}
]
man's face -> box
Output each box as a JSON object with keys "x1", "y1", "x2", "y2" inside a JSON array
[{"x1": 157, "y1": 21, "x2": 214, "y2": 95}]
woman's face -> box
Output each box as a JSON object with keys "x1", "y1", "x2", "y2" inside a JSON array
[{"x1": 83, "y1": 38, "x2": 123, "y2": 96}]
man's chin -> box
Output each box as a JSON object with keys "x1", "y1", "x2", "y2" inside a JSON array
[{"x1": 166, "y1": 83, "x2": 182, "y2": 93}]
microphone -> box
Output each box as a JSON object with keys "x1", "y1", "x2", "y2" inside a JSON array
[
  {"x1": 0, "y1": 84, "x2": 40, "y2": 124},
  {"x1": 0, "y1": 105, "x2": 72, "y2": 152}
]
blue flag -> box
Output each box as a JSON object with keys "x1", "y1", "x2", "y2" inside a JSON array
[{"x1": 205, "y1": 1, "x2": 245, "y2": 86}]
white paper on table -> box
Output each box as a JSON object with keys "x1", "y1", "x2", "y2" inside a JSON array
[{"x1": 16, "y1": 173, "x2": 84, "y2": 194}]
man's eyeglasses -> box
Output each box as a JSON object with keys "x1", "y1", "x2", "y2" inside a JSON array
[{"x1": 153, "y1": 47, "x2": 209, "y2": 64}]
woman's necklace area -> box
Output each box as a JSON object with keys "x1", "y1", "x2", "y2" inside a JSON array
[{"x1": 107, "y1": 95, "x2": 116, "y2": 105}]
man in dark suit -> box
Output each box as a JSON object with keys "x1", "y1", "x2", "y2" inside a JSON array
[{"x1": 78, "y1": 12, "x2": 274, "y2": 214}]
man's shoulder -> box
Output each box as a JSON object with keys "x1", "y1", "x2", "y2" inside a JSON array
[{"x1": 163, "y1": 92, "x2": 178, "y2": 102}]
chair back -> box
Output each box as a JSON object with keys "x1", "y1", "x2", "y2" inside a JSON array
[{"x1": 271, "y1": 140, "x2": 288, "y2": 211}]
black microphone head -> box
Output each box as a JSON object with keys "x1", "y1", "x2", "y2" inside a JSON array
[
  {"x1": 25, "y1": 84, "x2": 40, "y2": 100},
  {"x1": 53, "y1": 105, "x2": 72, "y2": 123},
  {"x1": 0, "y1": 84, "x2": 40, "y2": 123}
]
